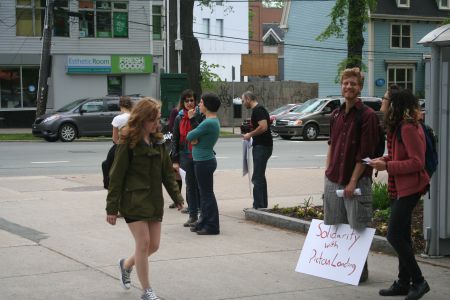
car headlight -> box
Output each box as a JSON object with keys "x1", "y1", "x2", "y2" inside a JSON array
[
  {"x1": 42, "y1": 114, "x2": 61, "y2": 123},
  {"x1": 288, "y1": 119, "x2": 303, "y2": 126}
]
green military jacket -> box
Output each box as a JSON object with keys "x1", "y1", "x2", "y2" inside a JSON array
[{"x1": 106, "y1": 139, "x2": 184, "y2": 222}]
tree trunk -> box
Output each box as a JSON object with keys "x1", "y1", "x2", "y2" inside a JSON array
[
  {"x1": 169, "y1": 0, "x2": 202, "y2": 97},
  {"x1": 346, "y1": 0, "x2": 365, "y2": 69}
]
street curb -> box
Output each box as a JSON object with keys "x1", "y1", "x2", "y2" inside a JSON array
[{"x1": 243, "y1": 208, "x2": 396, "y2": 255}]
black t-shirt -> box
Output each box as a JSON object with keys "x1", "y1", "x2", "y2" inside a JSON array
[{"x1": 251, "y1": 104, "x2": 273, "y2": 146}]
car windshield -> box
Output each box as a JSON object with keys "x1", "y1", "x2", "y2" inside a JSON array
[
  {"x1": 57, "y1": 98, "x2": 87, "y2": 112},
  {"x1": 292, "y1": 98, "x2": 328, "y2": 114},
  {"x1": 270, "y1": 104, "x2": 294, "y2": 115}
]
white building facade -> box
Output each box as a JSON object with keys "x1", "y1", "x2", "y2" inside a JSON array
[
  {"x1": 193, "y1": 1, "x2": 248, "y2": 82},
  {"x1": 0, "y1": 0, "x2": 165, "y2": 127}
]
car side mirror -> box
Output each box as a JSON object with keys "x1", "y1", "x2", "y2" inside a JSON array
[{"x1": 79, "y1": 108, "x2": 87, "y2": 114}]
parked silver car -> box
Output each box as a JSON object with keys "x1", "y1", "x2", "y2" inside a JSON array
[
  {"x1": 32, "y1": 96, "x2": 139, "y2": 142},
  {"x1": 272, "y1": 96, "x2": 382, "y2": 140}
]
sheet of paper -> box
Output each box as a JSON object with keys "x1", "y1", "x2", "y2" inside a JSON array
[
  {"x1": 296, "y1": 219, "x2": 375, "y2": 285},
  {"x1": 179, "y1": 168, "x2": 186, "y2": 186}
]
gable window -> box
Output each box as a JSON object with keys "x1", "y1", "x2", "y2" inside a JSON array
[
  {"x1": 440, "y1": 0, "x2": 450, "y2": 9},
  {"x1": 79, "y1": 1, "x2": 128, "y2": 38},
  {"x1": 388, "y1": 66, "x2": 415, "y2": 92},
  {"x1": 152, "y1": 5, "x2": 162, "y2": 40},
  {"x1": 396, "y1": 0, "x2": 410, "y2": 8},
  {"x1": 391, "y1": 24, "x2": 411, "y2": 48}
]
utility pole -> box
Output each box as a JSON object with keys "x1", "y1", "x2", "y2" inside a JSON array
[
  {"x1": 36, "y1": 0, "x2": 54, "y2": 118},
  {"x1": 175, "y1": 0, "x2": 182, "y2": 73}
]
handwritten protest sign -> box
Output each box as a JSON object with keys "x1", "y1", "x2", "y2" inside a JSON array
[{"x1": 295, "y1": 219, "x2": 375, "y2": 285}]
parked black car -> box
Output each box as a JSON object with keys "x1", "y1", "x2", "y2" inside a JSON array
[
  {"x1": 272, "y1": 96, "x2": 383, "y2": 140},
  {"x1": 32, "y1": 96, "x2": 140, "y2": 142}
]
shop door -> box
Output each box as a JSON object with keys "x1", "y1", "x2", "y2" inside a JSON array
[
  {"x1": 108, "y1": 76, "x2": 123, "y2": 95},
  {"x1": 160, "y1": 73, "x2": 188, "y2": 118}
]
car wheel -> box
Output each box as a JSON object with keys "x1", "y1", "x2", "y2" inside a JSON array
[
  {"x1": 44, "y1": 136, "x2": 58, "y2": 142},
  {"x1": 59, "y1": 123, "x2": 77, "y2": 142},
  {"x1": 302, "y1": 124, "x2": 319, "y2": 141},
  {"x1": 280, "y1": 135, "x2": 292, "y2": 140}
]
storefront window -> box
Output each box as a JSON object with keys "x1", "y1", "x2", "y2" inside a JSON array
[
  {"x1": 0, "y1": 67, "x2": 39, "y2": 109},
  {"x1": 22, "y1": 68, "x2": 39, "y2": 107},
  {"x1": 79, "y1": 0, "x2": 128, "y2": 38}
]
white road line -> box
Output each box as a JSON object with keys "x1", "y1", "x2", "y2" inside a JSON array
[
  {"x1": 31, "y1": 161, "x2": 70, "y2": 164},
  {"x1": 314, "y1": 155, "x2": 327, "y2": 157},
  {"x1": 215, "y1": 156, "x2": 229, "y2": 159}
]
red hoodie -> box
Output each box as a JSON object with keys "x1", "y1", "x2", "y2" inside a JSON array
[{"x1": 385, "y1": 122, "x2": 430, "y2": 198}]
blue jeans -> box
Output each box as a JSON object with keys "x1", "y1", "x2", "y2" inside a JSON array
[
  {"x1": 180, "y1": 153, "x2": 200, "y2": 219},
  {"x1": 194, "y1": 158, "x2": 219, "y2": 233},
  {"x1": 252, "y1": 145, "x2": 272, "y2": 209}
]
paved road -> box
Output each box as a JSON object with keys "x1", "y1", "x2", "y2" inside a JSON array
[{"x1": 0, "y1": 138, "x2": 329, "y2": 176}]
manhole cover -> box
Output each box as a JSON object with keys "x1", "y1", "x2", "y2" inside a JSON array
[{"x1": 63, "y1": 186, "x2": 104, "y2": 192}]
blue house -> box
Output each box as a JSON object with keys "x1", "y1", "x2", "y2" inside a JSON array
[
  {"x1": 281, "y1": 0, "x2": 448, "y2": 98},
  {"x1": 370, "y1": 0, "x2": 447, "y2": 98}
]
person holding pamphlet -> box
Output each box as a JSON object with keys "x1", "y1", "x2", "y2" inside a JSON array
[{"x1": 370, "y1": 89, "x2": 430, "y2": 300}]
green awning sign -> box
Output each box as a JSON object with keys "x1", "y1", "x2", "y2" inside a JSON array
[{"x1": 111, "y1": 55, "x2": 153, "y2": 73}]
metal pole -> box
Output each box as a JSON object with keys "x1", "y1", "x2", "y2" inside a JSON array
[
  {"x1": 177, "y1": 0, "x2": 181, "y2": 73},
  {"x1": 166, "y1": 0, "x2": 170, "y2": 72}
]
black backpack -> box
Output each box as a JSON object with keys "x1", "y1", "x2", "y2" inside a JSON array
[
  {"x1": 101, "y1": 145, "x2": 133, "y2": 189},
  {"x1": 396, "y1": 122, "x2": 438, "y2": 178},
  {"x1": 356, "y1": 105, "x2": 386, "y2": 158}
]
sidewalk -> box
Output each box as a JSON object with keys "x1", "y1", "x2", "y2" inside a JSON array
[{"x1": 1, "y1": 169, "x2": 450, "y2": 300}]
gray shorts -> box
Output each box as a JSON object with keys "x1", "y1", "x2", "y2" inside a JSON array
[{"x1": 323, "y1": 176, "x2": 373, "y2": 229}]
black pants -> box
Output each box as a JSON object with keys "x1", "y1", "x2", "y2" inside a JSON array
[{"x1": 387, "y1": 193, "x2": 424, "y2": 285}]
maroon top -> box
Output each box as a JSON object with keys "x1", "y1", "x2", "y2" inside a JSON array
[
  {"x1": 385, "y1": 123, "x2": 429, "y2": 198},
  {"x1": 326, "y1": 100, "x2": 380, "y2": 185}
]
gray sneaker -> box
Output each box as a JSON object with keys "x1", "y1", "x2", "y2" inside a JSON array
[
  {"x1": 141, "y1": 288, "x2": 160, "y2": 300},
  {"x1": 118, "y1": 258, "x2": 132, "y2": 290}
]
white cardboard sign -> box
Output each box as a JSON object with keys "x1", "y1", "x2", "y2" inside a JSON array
[{"x1": 295, "y1": 219, "x2": 375, "y2": 285}]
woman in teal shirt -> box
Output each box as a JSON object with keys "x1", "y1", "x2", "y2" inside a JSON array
[{"x1": 187, "y1": 93, "x2": 221, "y2": 235}]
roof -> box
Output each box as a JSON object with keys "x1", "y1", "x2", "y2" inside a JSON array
[
  {"x1": 372, "y1": 0, "x2": 448, "y2": 20},
  {"x1": 262, "y1": 23, "x2": 285, "y2": 41},
  {"x1": 419, "y1": 24, "x2": 450, "y2": 46}
]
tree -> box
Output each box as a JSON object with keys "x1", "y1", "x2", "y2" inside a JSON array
[
  {"x1": 169, "y1": 1, "x2": 233, "y2": 97},
  {"x1": 317, "y1": 0, "x2": 377, "y2": 75},
  {"x1": 262, "y1": 1, "x2": 284, "y2": 8},
  {"x1": 168, "y1": 0, "x2": 202, "y2": 97},
  {"x1": 200, "y1": 60, "x2": 223, "y2": 91}
]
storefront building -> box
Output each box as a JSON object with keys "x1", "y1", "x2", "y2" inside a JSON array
[{"x1": 0, "y1": 0, "x2": 165, "y2": 127}]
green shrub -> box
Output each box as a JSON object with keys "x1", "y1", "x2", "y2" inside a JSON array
[{"x1": 372, "y1": 181, "x2": 390, "y2": 210}]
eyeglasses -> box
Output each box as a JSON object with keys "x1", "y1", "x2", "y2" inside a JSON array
[
  {"x1": 184, "y1": 98, "x2": 195, "y2": 103},
  {"x1": 382, "y1": 97, "x2": 390, "y2": 101}
]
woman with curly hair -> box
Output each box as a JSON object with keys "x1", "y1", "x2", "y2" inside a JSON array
[
  {"x1": 370, "y1": 89, "x2": 430, "y2": 300},
  {"x1": 106, "y1": 97, "x2": 184, "y2": 300}
]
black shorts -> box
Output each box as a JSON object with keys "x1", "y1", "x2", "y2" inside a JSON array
[{"x1": 124, "y1": 217, "x2": 140, "y2": 224}]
